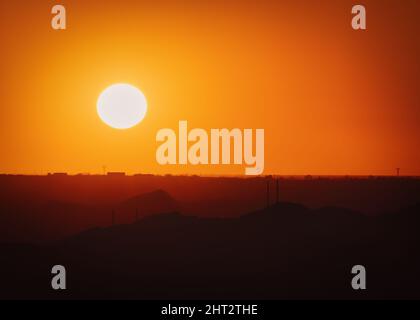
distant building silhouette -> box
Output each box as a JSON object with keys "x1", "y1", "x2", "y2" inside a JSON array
[
  {"x1": 107, "y1": 172, "x2": 126, "y2": 177},
  {"x1": 48, "y1": 172, "x2": 68, "y2": 177}
]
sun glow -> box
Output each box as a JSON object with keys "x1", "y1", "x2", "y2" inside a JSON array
[{"x1": 97, "y1": 84, "x2": 147, "y2": 130}]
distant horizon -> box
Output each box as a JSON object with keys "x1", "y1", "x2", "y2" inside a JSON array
[{"x1": 1, "y1": 172, "x2": 419, "y2": 179}]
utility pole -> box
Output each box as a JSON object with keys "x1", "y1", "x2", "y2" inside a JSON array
[
  {"x1": 266, "y1": 179, "x2": 270, "y2": 208},
  {"x1": 112, "y1": 209, "x2": 115, "y2": 226},
  {"x1": 276, "y1": 179, "x2": 279, "y2": 204}
]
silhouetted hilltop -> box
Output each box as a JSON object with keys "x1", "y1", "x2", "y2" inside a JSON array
[
  {"x1": 1, "y1": 173, "x2": 419, "y2": 244},
  {"x1": 0, "y1": 174, "x2": 419, "y2": 299},
  {"x1": 0, "y1": 187, "x2": 180, "y2": 243},
  {"x1": 1, "y1": 174, "x2": 419, "y2": 217},
  {"x1": 116, "y1": 189, "x2": 178, "y2": 218},
  {"x1": 1, "y1": 202, "x2": 420, "y2": 299},
  {"x1": 242, "y1": 202, "x2": 368, "y2": 231}
]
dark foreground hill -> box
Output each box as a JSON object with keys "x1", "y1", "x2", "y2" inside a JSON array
[
  {"x1": 1, "y1": 175, "x2": 419, "y2": 243},
  {"x1": 0, "y1": 189, "x2": 179, "y2": 243},
  {"x1": 1, "y1": 202, "x2": 419, "y2": 299}
]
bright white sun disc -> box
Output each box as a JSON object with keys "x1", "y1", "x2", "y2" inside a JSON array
[{"x1": 97, "y1": 84, "x2": 147, "y2": 129}]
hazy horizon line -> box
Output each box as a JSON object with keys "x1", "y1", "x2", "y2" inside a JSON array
[{"x1": 1, "y1": 173, "x2": 419, "y2": 179}]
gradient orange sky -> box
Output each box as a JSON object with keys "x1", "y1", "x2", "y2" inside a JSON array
[{"x1": 0, "y1": 0, "x2": 419, "y2": 176}]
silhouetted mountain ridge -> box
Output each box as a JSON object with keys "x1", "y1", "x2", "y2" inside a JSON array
[{"x1": 1, "y1": 201, "x2": 420, "y2": 299}]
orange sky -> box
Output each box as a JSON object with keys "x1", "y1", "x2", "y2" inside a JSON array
[{"x1": 0, "y1": 0, "x2": 419, "y2": 176}]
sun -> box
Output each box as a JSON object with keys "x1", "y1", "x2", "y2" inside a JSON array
[{"x1": 97, "y1": 84, "x2": 147, "y2": 129}]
